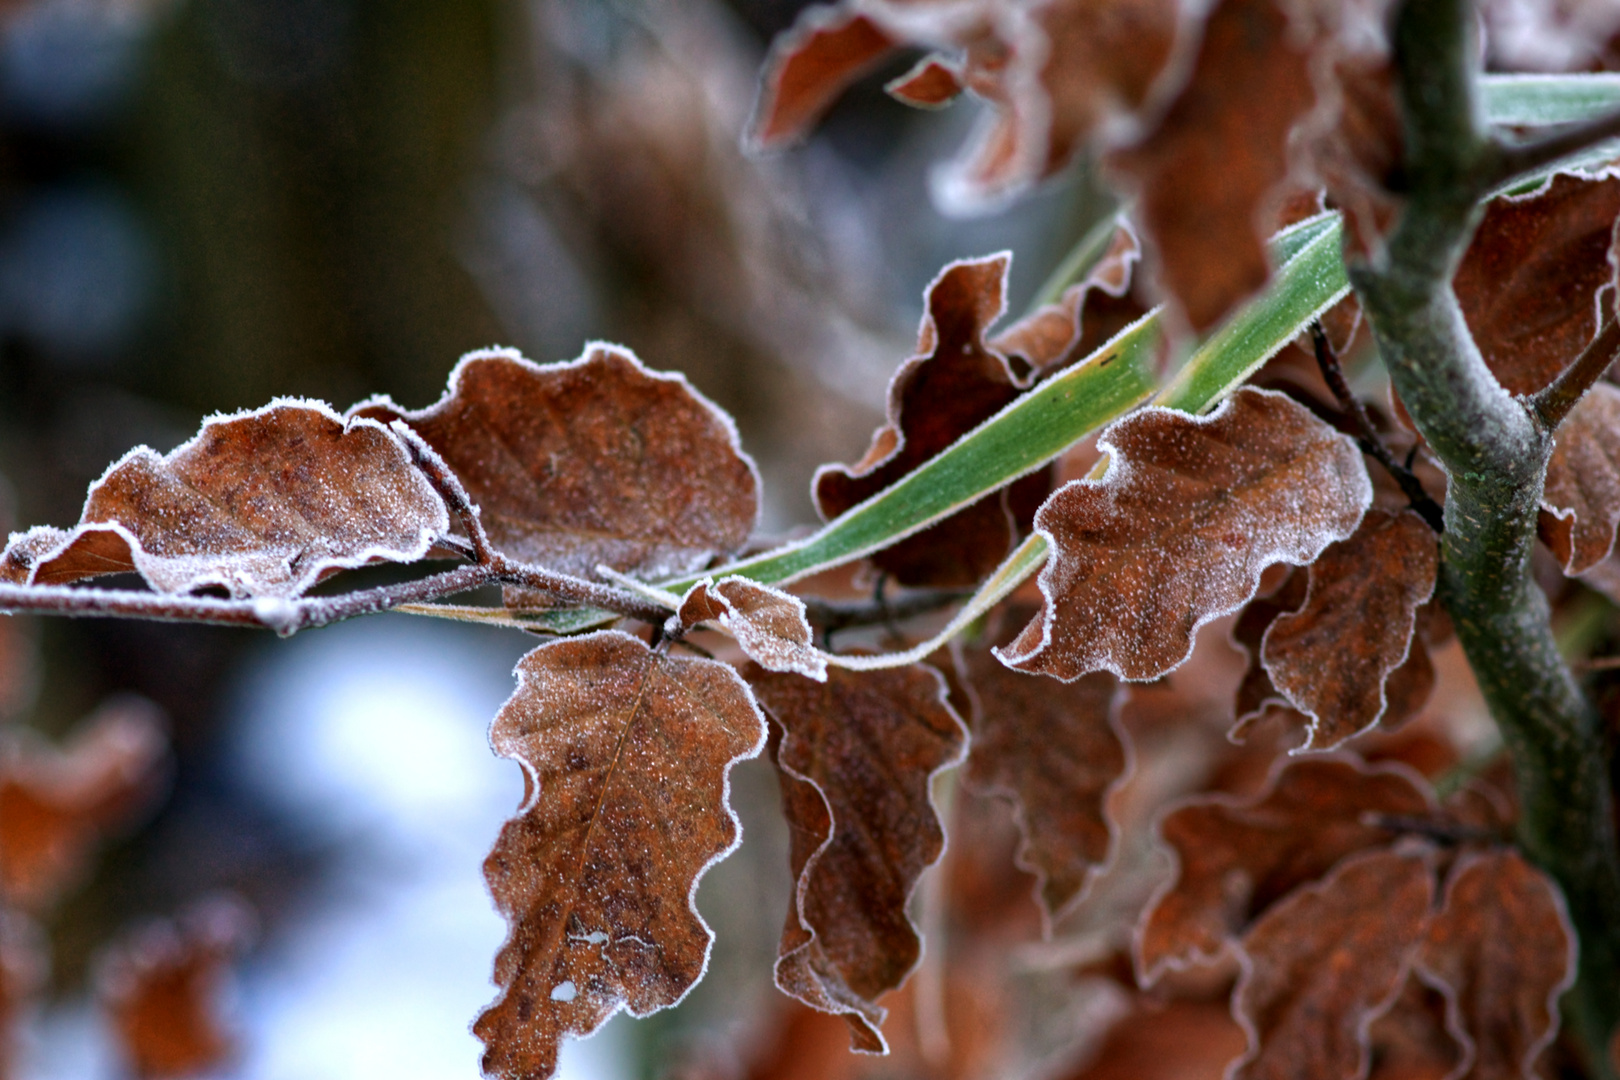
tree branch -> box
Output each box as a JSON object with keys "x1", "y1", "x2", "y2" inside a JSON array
[
  {"x1": 1351, "y1": 0, "x2": 1620, "y2": 1071},
  {"x1": 1309, "y1": 322, "x2": 1446, "y2": 534},
  {"x1": 1529, "y1": 314, "x2": 1620, "y2": 430}
]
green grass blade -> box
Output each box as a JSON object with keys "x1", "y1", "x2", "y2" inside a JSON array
[{"x1": 1481, "y1": 73, "x2": 1620, "y2": 126}]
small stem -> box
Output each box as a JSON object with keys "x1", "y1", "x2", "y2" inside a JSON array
[
  {"x1": 1529, "y1": 315, "x2": 1620, "y2": 430},
  {"x1": 803, "y1": 588, "x2": 970, "y2": 644},
  {"x1": 1309, "y1": 322, "x2": 1446, "y2": 533},
  {"x1": 1486, "y1": 107, "x2": 1620, "y2": 190},
  {"x1": 393, "y1": 422, "x2": 496, "y2": 565}
]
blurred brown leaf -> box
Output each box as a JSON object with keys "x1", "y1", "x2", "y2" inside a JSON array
[
  {"x1": 999, "y1": 387, "x2": 1371, "y2": 682},
  {"x1": 0, "y1": 404, "x2": 447, "y2": 598},
  {"x1": 1136, "y1": 756, "x2": 1431, "y2": 981},
  {"x1": 679, "y1": 577, "x2": 825, "y2": 680},
  {"x1": 1069, "y1": 1000, "x2": 1247, "y2": 1080},
  {"x1": 884, "y1": 56, "x2": 964, "y2": 109},
  {"x1": 1231, "y1": 848, "x2": 1436, "y2": 1080},
  {"x1": 747, "y1": 8, "x2": 896, "y2": 149},
  {"x1": 748, "y1": 663, "x2": 967, "y2": 1053},
  {"x1": 1230, "y1": 567, "x2": 1310, "y2": 736},
  {"x1": 354, "y1": 346, "x2": 760, "y2": 586},
  {"x1": 1414, "y1": 851, "x2": 1574, "y2": 1080},
  {"x1": 957, "y1": 604, "x2": 1128, "y2": 927},
  {"x1": 815, "y1": 255, "x2": 1050, "y2": 588},
  {"x1": 476, "y1": 631, "x2": 767, "y2": 1080},
  {"x1": 0, "y1": 697, "x2": 169, "y2": 912},
  {"x1": 1454, "y1": 171, "x2": 1620, "y2": 396},
  {"x1": 1260, "y1": 509, "x2": 1438, "y2": 749},
  {"x1": 97, "y1": 896, "x2": 254, "y2": 1080},
  {"x1": 1365, "y1": 977, "x2": 1464, "y2": 1080},
  {"x1": 1540, "y1": 382, "x2": 1620, "y2": 573}
]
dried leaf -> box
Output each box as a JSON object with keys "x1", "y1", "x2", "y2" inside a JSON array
[
  {"x1": 1540, "y1": 382, "x2": 1620, "y2": 573},
  {"x1": 0, "y1": 697, "x2": 169, "y2": 911},
  {"x1": 957, "y1": 603, "x2": 1128, "y2": 926},
  {"x1": 814, "y1": 255, "x2": 1049, "y2": 587},
  {"x1": 1107, "y1": 0, "x2": 1316, "y2": 333},
  {"x1": 1303, "y1": 55, "x2": 1404, "y2": 258},
  {"x1": 0, "y1": 402, "x2": 447, "y2": 598},
  {"x1": 97, "y1": 897, "x2": 254, "y2": 1080},
  {"x1": 1072, "y1": 1000, "x2": 1248, "y2": 1080},
  {"x1": 1000, "y1": 387, "x2": 1371, "y2": 683},
  {"x1": 1232, "y1": 848, "x2": 1436, "y2": 1080},
  {"x1": 748, "y1": 663, "x2": 967, "y2": 1053},
  {"x1": 1454, "y1": 172, "x2": 1620, "y2": 396},
  {"x1": 747, "y1": 8, "x2": 896, "y2": 150},
  {"x1": 1136, "y1": 755, "x2": 1432, "y2": 981},
  {"x1": 1230, "y1": 567, "x2": 1310, "y2": 735},
  {"x1": 883, "y1": 56, "x2": 963, "y2": 109},
  {"x1": 1414, "y1": 851, "x2": 1574, "y2": 1080},
  {"x1": 679, "y1": 577, "x2": 826, "y2": 681},
  {"x1": 1260, "y1": 510, "x2": 1439, "y2": 749},
  {"x1": 354, "y1": 346, "x2": 760, "y2": 584},
  {"x1": 476, "y1": 631, "x2": 767, "y2": 1080},
  {"x1": 1366, "y1": 977, "x2": 1465, "y2": 1080}
]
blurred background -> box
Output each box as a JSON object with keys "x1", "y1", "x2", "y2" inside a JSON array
[{"x1": 0, "y1": 1, "x2": 1104, "y2": 1076}]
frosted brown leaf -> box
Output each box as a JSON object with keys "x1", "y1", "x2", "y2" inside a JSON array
[
  {"x1": 1261, "y1": 509, "x2": 1438, "y2": 749},
  {"x1": 999, "y1": 387, "x2": 1371, "y2": 683},
  {"x1": 1232, "y1": 848, "x2": 1436, "y2": 1080},
  {"x1": 1230, "y1": 566, "x2": 1310, "y2": 735},
  {"x1": 97, "y1": 897, "x2": 255, "y2": 1080},
  {"x1": 1454, "y1": 171, "x2": 1620, "y2": 396},
  {"x1": 678, "y1": 577, "x2": 826, "y2": 681},
  {"x1": 1414, "y1": 851, "x2": 1574, "y2": 1080},
  {"x1": 1541, "y1": 382, "x2": 1620, "y2": 574},
  {"x1": 956, "y1": 603, "x2": 1128, "y2": 927},
  {"x1": 1136, "y1": 755, "x2": 1432, "y2": 981},
  {"x1": 746, "y1": 7, "x2": 895, "y2": 150},
  {"x1": 0, "y1": 697, "x2": 169, "y2": 912},
  {"x1": 476, "y1": 631, "x2": 766, "y2": 1080},
  {"x1": 747, "y1": 662, "x2": 967, "y2": 1053},
  {"x1": 353, "y1": 345, "x2": 759, "y2": 586},
  {"x1": 814, "y1": 255, "x2": 1050, "y2": 587},
  {"x1": 0, "y1": 402, "x2": 447, "y2": 598}
]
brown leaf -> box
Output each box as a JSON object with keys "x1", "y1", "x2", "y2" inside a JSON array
[
  {"x1": 0, "y1": 402, "x2": 447, "y2": 598},
  {"x1": 1366, "y1": 977, "x2": 1465, "y2": 1080},
  {"x1": 1230, "y1": 567, "x2": 1310, "y2": 736},
  {"x1": 1455, "y1": 171, "x2": 1620, "y2": 396},
  {"x1": 747, "y1": 663, "x2": 967, "y2": 1053},
  {"x1": 0, "y1": 697, "x2": 169, "y2": 911},
  {"x1": 1260, "y1": 509, "x2": 1438, "y2": 749},
  {"x1": 1232, "y1": 848, "x2": 1436, "y2": 1080},
  {"x1": 747, "y1": 8, "x2": 897, "y2": 150},
  {"x1": 814, "y1": 255, "x2": 1050, "y2": 587},
  {"x1": 1303, "y1": 55, "x2": 1405, "y2": 258},
  {"x1": 989, "y1": 220, "x2": 1148, "y2": 378},
  {"x1": 679, "y1": 577, "x2": 826, "y2": 681},
  {"x1": 957, "y1": 604, "x2": 1128, "y2": 927},
  {"x1": 1136, "y1": 755, "x2": 1432, "y2": 981},
  {"x1": 884, "y1": 55, "x2": 964, "y2": 109},
  {"x1": 1414, "y1": 851, "x2": 1574, "y2": 1080},
  {"x1": 355, "y1": 346, "x2": 757, "y2": 589},
  {"x1": 1072, "y1": 1000, "x2": 1248, "y2": 1080},
  {"x1": 1540, "y1": 382, "x2": 1620, "y2": 573},
  {"x1": 1107, "y1": 0, "x2": 1317, "y2": 333},
  {"x1": 475, "y1": 631, "x2": 767, "y2": 1080},
  {"x1": 1000, "y1": 387, "x2": 1371, "y2": 683},
  {"x1": 97, "y1": 896, "x2": 254, "y2": 1080}
]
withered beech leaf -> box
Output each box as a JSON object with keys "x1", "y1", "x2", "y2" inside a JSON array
[
  {"x1": 1230, "y1": 567, "x2": 1310, "y2": 737},
  {"x1": 884, "y1": 55, "x2": 963, "y2": 109},
  {"x1": 678, "y1": 577, "x2": 826, "y2": 681},
  {"x1": 1540, "y1": 382, "x2": 1620, "y2": 574},
  {"x1": 1454, "y1": 171, "x2": 1620, "y2": 396},
  {"x1": 747, "y1": 663, "x2": 968, "y2": 1053},
  {"x1": 1232, "y1": 848, "x2": 1436, "y2": 1080},
  {"x1": 999, "y1": 387, "x2": 1371, "y2": 683},
  {"x1": 747, "y1": 7, "x2": 896, "y2": 150},
  {"x1": 97, "y1": 897, "x2": 254, "y2": 1080},
  {"x1": 814, "y1": 254, "x2": 1049, "y2": 587},
  {"x1": 1107, "y1": 0, "x2": 1316, "y2": 333},
  {"x1": 476, "y1": 631, "x2": 767, "y2": 1080},
  {"x1": 990, "y1": 220, "x2": 1148, "y2": 377},
  {"x1": 1135, "y1": 755, "x2": 1432, "y2": 981},
  {"x1": 0, "y1": 402, "x2": 447, "y2": 598},
  {"x1": 1414, "y1": 851, "x2": 1575, "y2": 1080},
  {"x1": 0, "y1": 697, "x2": 169, "y2": 912},
  {"x1": 1366, "y1": 976, "x2": 1464, "y2": 1080},
  {"x1": 354, "y1": 346, "x2": 760, "y2": 584},
  {"x1": 1260, "y1": 510, "x2": 1438, "y2": 750},
  {"x1": 957, "y1": 603, "x2": 1128, "y2": 927}
]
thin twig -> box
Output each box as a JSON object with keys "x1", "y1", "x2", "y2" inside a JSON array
[
  {"x1": 1528, "y1": 314, "x2": 1620, "y2": 430},
  {"x1": 803, "y1": 588, "x2": 971, "y2": 644},
  {"x1": 393, "y1": 422, "x2": 495, "y2": 565},
  {"x1": 1309, "y1": 322, "x2": 1447, "y2": 534},
  {"x1": 1486, "y1": 106, "x2": 1620, "y2": 190},
  {"x1": 1363, "y1": 812, "x2": 1505, "y2": 846}
]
